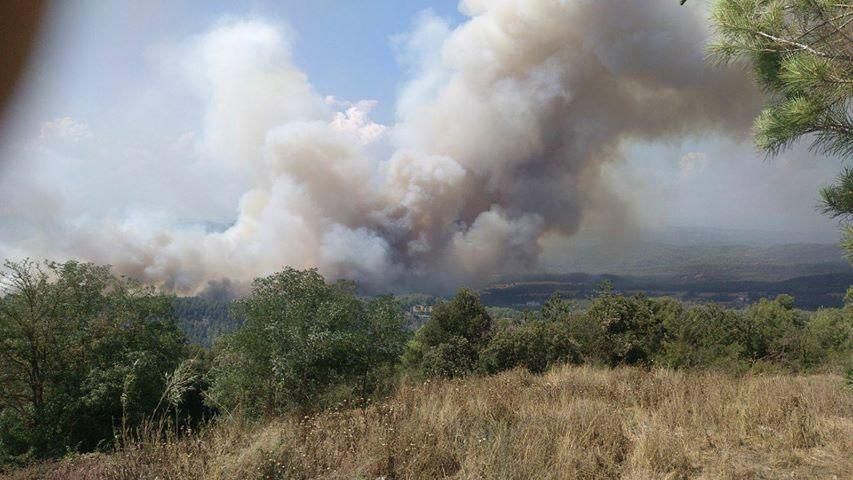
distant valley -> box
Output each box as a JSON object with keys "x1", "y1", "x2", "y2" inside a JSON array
[{"x1": 173, "y1": 229, "x2": 853, "y2": 345}]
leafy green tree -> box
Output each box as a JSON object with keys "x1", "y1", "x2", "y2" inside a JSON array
[
  {"x1": 0, "y1": 259, "x2": 185, "y2": 461},
  {"x1": 479, "y1": 319, "x2": 580, "y2": 374},
  {"x1": 584, "y1": 285, "x2": 670, "y2": 366},
  {"x1": 743, "y1": 294, "x2": 810, "y2": 365},
  {"x1": 660, "y1": 304, "x2": 747, "y2": 369},
  {"x1": 403, "y1": 288, "x2": 492, "y2": 378},
  {"x1": 359, "y1": 295, "x2": 410, "y2": 396},
  {"x1": 540, "y1": 292, "x2": 575, "y2": 322},
  {"x1": 206, "y1": 268, "x2": 407, "y2": 416},
  {"x1": 710, "y1": 0, "x2": 853, "y2": 255},
  {"x1": 804, "y1": 305, "x2": 853, "y2": 364}
]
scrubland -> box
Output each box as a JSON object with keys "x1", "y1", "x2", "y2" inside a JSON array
[{"x1": 7, "y1": 365, "x2": 851, "y2": 480}]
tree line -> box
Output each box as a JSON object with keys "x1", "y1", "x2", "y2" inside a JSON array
[{"x1": 1, "y1": 259, "x2": 851, "y2": 469}]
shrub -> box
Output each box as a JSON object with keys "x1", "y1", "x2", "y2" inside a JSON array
[
  {"x1": 743, "y1": 295, "x2": 809, "y2": 366},
  {"x1": 806, "y1": 307, "x2": 853, "y2": 365},
  {"x1": 479, "y1": 319, "x2": 581, "y2": 374},
  {"x1": 584, "y1": 285, "x2": 672, "y2": 366},
  {"x1": 659, "y1": 303, "x2": 747, "y2": 369},
  {"x1": 205, "y1": 269, "x2": 407, "y2": 416},
  {"x1": 403, "y1": 289, "x2": 492, "y2": 378}
]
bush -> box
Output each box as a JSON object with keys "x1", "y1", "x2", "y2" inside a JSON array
[
  {"x1": 583, "y1": 285, "x2": 673, "y2": 366},
  {"x1": 403, "y1": 289, "x2": 492, "y2": 378},
  {"x1": 479, "y1": 319, "x2": 581, "y2": 374},
  {"x1": 742, "y1": 295, "x2": 809, "y2": 367},
  {"x1": 806, "y1": 307, "x2": 853, "y2": 365},
  {"x1": 660, "y1": 304, "x2": 747, "y2": 369},
  {"x1": 205, "y1": 269, "x2": 407, "y2": 416}
]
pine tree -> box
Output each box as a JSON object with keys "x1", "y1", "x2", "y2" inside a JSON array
[
  {"x1": 821, "y1": 167, "x2": 853, "y2": 260},
  {"x1": 710, "y1": 0, "x2": 853, "y2": 254}
]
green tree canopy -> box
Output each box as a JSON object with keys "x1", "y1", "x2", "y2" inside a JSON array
[
  {"x1": 0, "y1": 259, "x2": 186, "y2": 462},
  {"x1": 205, "y1": 268, "x2": 407, "y2": 416},
  {"x1": 403, "y1": 288, "x2": 493, "y2": 378},
  {"x1": 711, "y1": 0, "x2": 853, "y2": 156}
]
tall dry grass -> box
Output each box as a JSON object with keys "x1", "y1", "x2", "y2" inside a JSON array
[{"x1": 6, "y1": 365, "x2": 852, "y2": 479}]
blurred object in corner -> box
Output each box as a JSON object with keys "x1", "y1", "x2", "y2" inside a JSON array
[{"x1": 0, "y1": 0, "x2": 46, "y2": 122}]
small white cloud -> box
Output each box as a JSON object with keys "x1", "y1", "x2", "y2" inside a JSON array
[
  {"x1": 329, "y1": 99, "x2": 387, "y2": 145},
  {"x1": 39, "y1": 116, "x2": 94, "y2": 143}
]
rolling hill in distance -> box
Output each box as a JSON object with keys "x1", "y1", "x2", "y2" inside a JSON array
[
  {"x1": 174, "y1": 227, "x2": 852, "y2": 346},
  {"x1": 538, "y1": 226, "x2": 848, "y2": 281},
  {"x1": 483, "y1": 226, "x2": 853, "y2": 309}
]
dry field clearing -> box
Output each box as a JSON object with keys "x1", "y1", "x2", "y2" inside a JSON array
[{"x1": 7, "y1": 365, "x2": 852, "y2": 480}]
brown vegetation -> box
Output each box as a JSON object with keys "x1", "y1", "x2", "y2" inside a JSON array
[{"x1": 5, "y1": 365, "x2": 851, "y2": 480}]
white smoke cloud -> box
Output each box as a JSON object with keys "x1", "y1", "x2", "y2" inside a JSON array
[
  {"x1": 452, "y1": 206, "x2": 545, "y2": 276},
  {"x1": 0, "y1": 0, "x2": 766, "y2": 293}
]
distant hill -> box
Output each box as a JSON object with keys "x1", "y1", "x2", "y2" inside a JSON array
[
  {"x1": 481, "y1": 272, "x2": 853, "y2": 310},
  {"x1": 536, "y1": 227, "x2": 850, "y2": 284},
  {"x1": 541, "y1": 241, "x2": 848, "y2": 282}
]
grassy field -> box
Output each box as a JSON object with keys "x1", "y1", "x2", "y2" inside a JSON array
[{"x1": 6, "y1": 365, "x2": 852, "y2": 480}]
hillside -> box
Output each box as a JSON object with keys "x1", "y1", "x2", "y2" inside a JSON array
[
  {"x1": 539, "y1": 228, "x2": 850, "y2": 282},
  {"x1": 482, "y1": 272, "x2": 853, "y2": 310},
  {"x1": 488, "y1": 229, "x2": 853, "y2": 310},
  {"x1": 7, "y1": 366, "x2": 851, "y2": 480}
]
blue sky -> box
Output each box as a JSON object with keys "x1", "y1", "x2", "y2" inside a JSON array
[{"x1": 10, "y1": 0, "x2": 464, "y2": 128}]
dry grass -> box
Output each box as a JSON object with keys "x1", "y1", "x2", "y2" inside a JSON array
[{"x1": 5, "y1": 366, "x2": 852, "y2": 479}]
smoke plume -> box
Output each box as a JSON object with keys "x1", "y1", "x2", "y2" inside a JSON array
[{"x1": 2, "y1": 0, "x2": 763, "y2": 293}]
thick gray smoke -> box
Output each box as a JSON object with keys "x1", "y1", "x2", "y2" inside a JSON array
[{"x1": 4, "y1": 0, "x2": 763, "y2": 293}]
